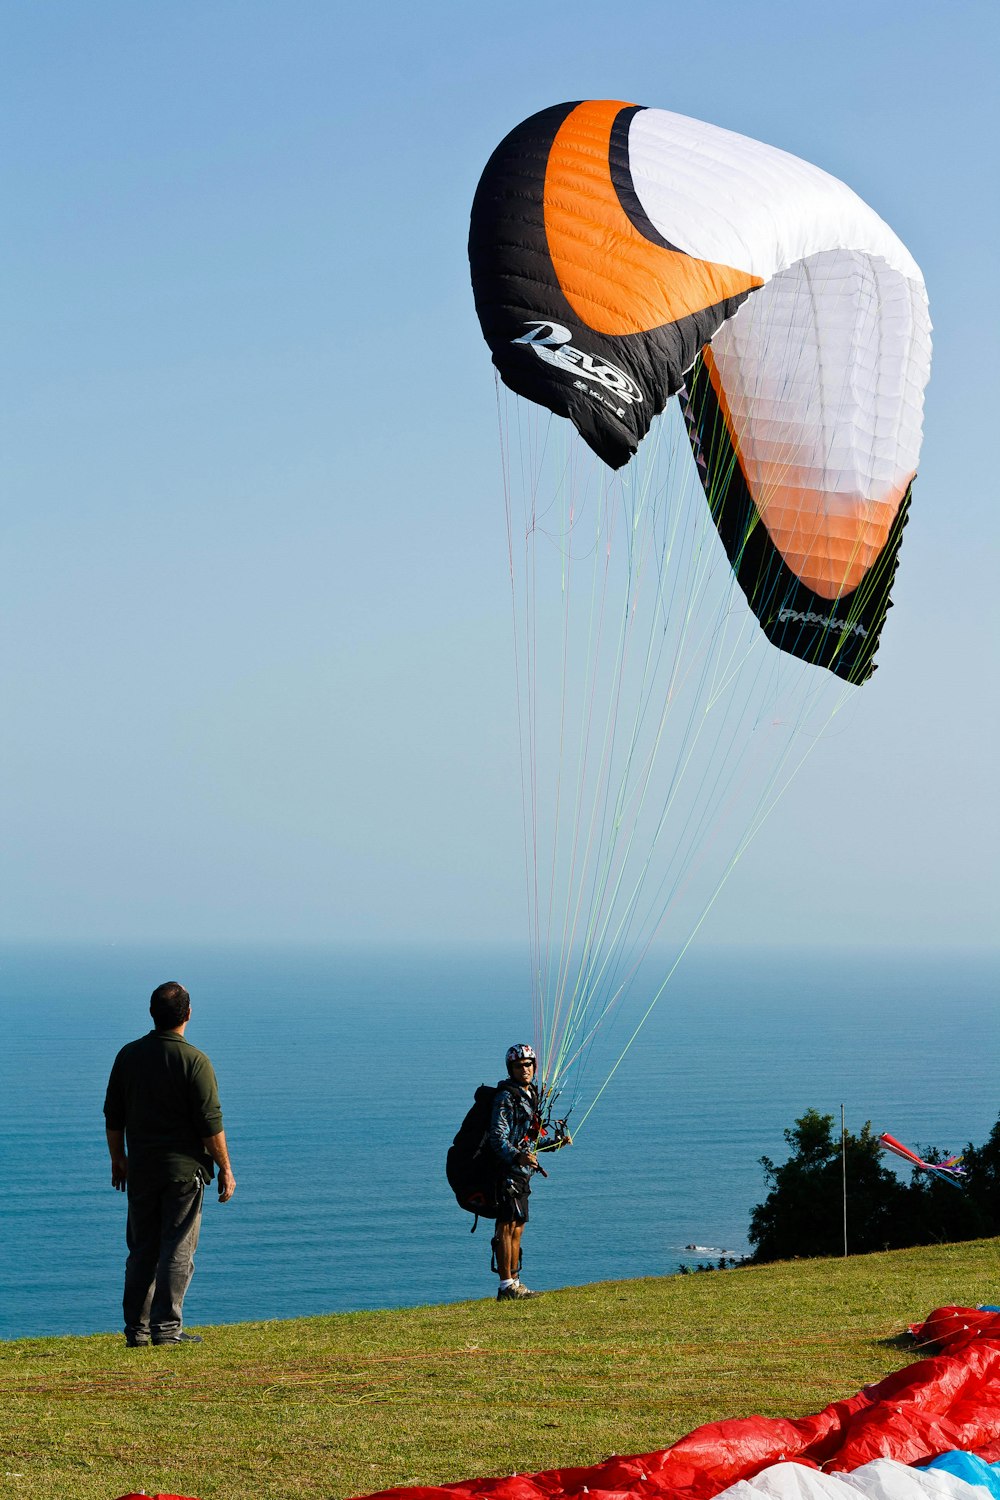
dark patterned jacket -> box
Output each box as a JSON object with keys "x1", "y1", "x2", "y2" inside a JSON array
[{"x1": 489, "y1": 1078, "x2": 539, "y2": 1174}]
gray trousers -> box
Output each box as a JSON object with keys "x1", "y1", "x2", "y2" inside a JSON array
[{"x1": 123, "y1": 1174, "x2": 205, "y2": 1341}]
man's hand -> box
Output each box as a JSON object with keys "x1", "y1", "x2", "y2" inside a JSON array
[
  {"x1": 202, "y1": 1130, "x2": 235, "y2": 1202},
  {"x1": 106, "y1": 1128, "x2": 128, "y2": 1191},
  {"x1": 520, "y1": 1150, "x2": 539, "y2": 1171}
]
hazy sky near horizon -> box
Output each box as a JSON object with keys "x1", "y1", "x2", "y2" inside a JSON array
[{"x1": 3, "y1": 1, "x2": 997, "y2": 950}]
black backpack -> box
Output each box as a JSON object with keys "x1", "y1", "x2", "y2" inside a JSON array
[{"x1": 446, "y1": 1082, "x2": 511, "y2": 1229}]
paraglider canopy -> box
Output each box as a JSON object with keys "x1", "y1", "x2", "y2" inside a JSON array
[
  {"x1": 468, "y1": 101, "x2": 931, "y2": 1124},
  {"x1": 470, "y1": 100, "x2": 931, "y2": 682}
]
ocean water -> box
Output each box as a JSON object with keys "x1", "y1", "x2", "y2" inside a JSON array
[{"x1": 1, "y1": 942, "x2": 997, "y2": 1341}]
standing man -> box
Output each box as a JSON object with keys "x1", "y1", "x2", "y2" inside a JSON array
[
  {"x1": 489, "y1": 1043, "x2": 544, "y2": 1301},
  {"x1": 104, "y1": 981, "x2": 235, "y2": 1347}
]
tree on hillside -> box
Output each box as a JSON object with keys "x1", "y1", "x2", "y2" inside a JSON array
[
  {"x1": 748, "y1": 1110, "x2": 907, "y2": 1262},
  {"x1": 898, "y1": 1119, "x2": 1000, "y2": 1246},
  {"x1": 964, "y1": 1116, "x2": 1000, "y2": 1226},
  {"x1": 749, "y1": 1109, "x2": 1000, "y2": 1263}
]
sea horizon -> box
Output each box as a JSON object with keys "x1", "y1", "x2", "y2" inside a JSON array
[{"x1": 3, "y1": 940, "x2": 997, "y2": 1341}]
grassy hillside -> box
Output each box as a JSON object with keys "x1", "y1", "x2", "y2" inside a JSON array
[{"x1": 1, "y1": 1240, "x2": 997, "y2": 1500}]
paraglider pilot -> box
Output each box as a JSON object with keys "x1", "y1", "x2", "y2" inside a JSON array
[{"x1": 490, "y1": 1043, "x2": 570, "y2": 1301}]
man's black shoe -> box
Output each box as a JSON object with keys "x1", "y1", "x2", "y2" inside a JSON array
[
  {"x1": 125, "y1": 1335, "x2": 150, "y2": 1348},
  {"x1": 152, "y1": 1332, "x2": 203, "y2": 1345}
]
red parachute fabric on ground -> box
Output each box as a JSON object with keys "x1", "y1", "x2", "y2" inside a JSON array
[
  {"x1": 909, "y1": 1305, "x2": 1000, "y2": 1353},
  {"x1": 352, "y1": 1309, "x2": 1000, "y2": 1500}
]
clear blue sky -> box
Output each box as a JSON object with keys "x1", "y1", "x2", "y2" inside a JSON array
[{"x1": 2, "y1": 1, "x2": 997, "y2": 948}]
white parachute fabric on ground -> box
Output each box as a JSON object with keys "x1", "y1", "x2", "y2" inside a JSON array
[
  {"x1": 716, "y1": 1459, "x2": 998, "y2": 1500},
  {"x1": 923, "y1": 1455, "x2": 1000, "y2": 1500},
  {"x1": 713, "y1": 1466, "x2": 854, "y2": 1500},
  {"x1": 844, "y1": 1459, "x2": 1000, "y2": 1500}
]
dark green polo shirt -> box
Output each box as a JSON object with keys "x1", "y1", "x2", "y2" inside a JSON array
[{"x1": 104, "y1": 1030, "x2": 224, "y2": 1184}]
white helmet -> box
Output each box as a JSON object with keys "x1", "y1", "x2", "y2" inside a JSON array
[{"x1": 505, "y1": 1043, "x2": 537, "y2": 1075}]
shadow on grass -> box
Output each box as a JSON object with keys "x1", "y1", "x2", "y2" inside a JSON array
[{"x1": 875, "y1": 1333, "x2": 920, "y2": 1352}]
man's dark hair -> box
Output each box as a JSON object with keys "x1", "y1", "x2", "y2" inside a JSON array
[{"x1": 150, "y1": 981, "x2": 191, "y2": 1031}]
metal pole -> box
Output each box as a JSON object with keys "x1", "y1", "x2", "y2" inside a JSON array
[{"x1": 841, "y1": 1103, "x2": 848, "y2": 1257}]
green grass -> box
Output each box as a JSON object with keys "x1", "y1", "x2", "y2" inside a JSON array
[{"x1": 2, "y1": 1239, "x2": 997, "y2": 1500}]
